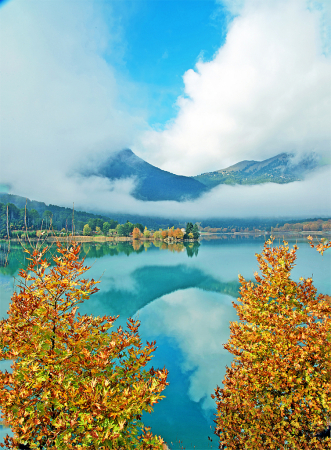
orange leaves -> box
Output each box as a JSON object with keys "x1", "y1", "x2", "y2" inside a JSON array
[
  {"x1": 307, "y1": 235, "x2": 331, "y2": 255},
  {"x1": 0, "y1": 241, "x2": 168, "y2": 450},
  {"x1": 132, "y1": 227, "x2": 141, "y2": 240},
  {"x1": 173, "y1": 228, "x2": 184, "y2": 240},
  {"x1": 213, "y1": 239, "x2": 331, "y2": 449}
]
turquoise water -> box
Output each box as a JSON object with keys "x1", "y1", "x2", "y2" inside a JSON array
[{"x1": 0, "y1": 236, "x2": 330, "y2": 449}]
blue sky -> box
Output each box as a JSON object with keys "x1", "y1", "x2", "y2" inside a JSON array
[
  {"x1": 101, "y1": 0, "x2": 231, "y2": 125},
  {"x1": 0, "y1": 0, "x2": 330, "y2": 217}
]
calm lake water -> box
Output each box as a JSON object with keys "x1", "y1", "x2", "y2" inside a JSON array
[{"x1": 0, "y1": 235, "x2": 330, "y2": 449}]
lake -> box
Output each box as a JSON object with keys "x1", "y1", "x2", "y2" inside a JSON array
[{"x1": 0, "y1": 235, "x2": 330, "y2": 449}]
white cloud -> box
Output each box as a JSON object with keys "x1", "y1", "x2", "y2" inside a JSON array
[
  {"x1": 0, "y1": 0, "x2": 146, "y2": 196},
  {"x1": 137, "y1": 0, "x2": 331, "y2": 176},
  {"x1": 53, "y1": 165, "x2": 331, "y2": 219},
  {"x1": 137, "y1": 288, "x2": 238, "y2": 411},
  {"x1": 0, "y1": 0, "x2": 329, "y2": 220}
]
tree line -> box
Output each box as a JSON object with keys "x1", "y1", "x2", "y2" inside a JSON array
[
  {"x1": 0, "y1": 202, "x2": 118, "y2": 239},
  {"x1": 201, "y1": 218, "x2": 331, "y2": 234},
  {"x1": 0, "y1": 202, "x2": 201, "y2": 241},
  {"x1": 1, "y1": 195, "x2": 330, "y2": 238}
]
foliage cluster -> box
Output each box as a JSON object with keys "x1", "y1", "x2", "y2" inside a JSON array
[
  {"x1": 184, "y1": 223, "x2": 200, "y2": 239},
  {"x1": 132, "y1": 227, "x2": 141, "y2": 240},
  {"x1": 200, "y1": 217, "x2": 331, "y2": 234},
  {"x1": 201, "y1": 219, "x2": 331, "y2": 234},
  {"x1": 272, "y1": 219, "x2": 331, "y2": 232},
  {"x1": 0, "y1": 242, "x2": 168, "y2": 449},
  {"x1": 153, "y1": 228, "x2": 185, "y2": 241},
  {"x1": 213, "y1": 239, "x2": 331, "y2": 449}
]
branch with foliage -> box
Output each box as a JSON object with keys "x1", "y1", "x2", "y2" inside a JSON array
[
  {"x1": 0, "y1": 241, "x2": 168, "y2": 449},
  {"x1": 213, "y1": 239, "x2": 331, "y2": 449},
  {"x1": 307, "y1": 235, "x2": 331, "y2": 255}
]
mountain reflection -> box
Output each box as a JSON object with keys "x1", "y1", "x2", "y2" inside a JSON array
[
  {"x1": 0, "y1": 238, "x2": 330, "y2": 448},
  {"x1": 79, "y1": 262, "x2": 240, "y2": 319}
]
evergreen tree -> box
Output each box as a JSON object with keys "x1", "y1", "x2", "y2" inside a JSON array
[
  {"x1": 103, "y1": 222, "x2": 111, "y2": 236},
  {"x1": 192, "y1": 224, "x2": 200, "y2": 240},
  {"x1": 185, "y1": 222, "x2": 193, "y2": 237}
]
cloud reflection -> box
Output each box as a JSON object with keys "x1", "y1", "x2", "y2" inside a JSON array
[{"x1": 137, "y1": 288, "x2": 238, "y2": 411}]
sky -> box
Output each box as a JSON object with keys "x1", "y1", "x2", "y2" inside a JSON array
[{"x1": 0, "y1": 0, "x2": 330, "y2": 219}]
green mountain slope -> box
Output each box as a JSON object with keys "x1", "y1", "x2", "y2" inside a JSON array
[
  {"x1": 193, "y1": 153, "x2": 319, "y2": 187},
  {"x1": 84, "y1": 149, "x2": 207, "y2": 201}
]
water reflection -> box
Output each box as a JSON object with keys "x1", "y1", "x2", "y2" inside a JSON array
[
  {"x1": 138, "y1": 289, "x2": 237, "y2": 409},
  {"x1": 0, "y1": 240, "x2": 201, "y2": 275},
  {"x1": 80, "y1": 240, "x2": 200, "y2": 259},
  {"x1": 0, "y1": 237, "x2": 330, "y2": 448},
  {"x1": 77, "y1": 262, "x2": 240, "y2": 320}
]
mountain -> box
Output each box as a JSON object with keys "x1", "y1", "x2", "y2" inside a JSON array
[
  {"x1": 192, "y1": 153, "x2": 319, "y2": 188},
  {"x1": 84, "y1": 149, "x2": 207, "y2": 201}
]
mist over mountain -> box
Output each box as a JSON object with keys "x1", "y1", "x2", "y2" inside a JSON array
[
  {"x1": 82, "y1": 149, "x2": 322, "y2": 202},
  {"x1": 82, "y1": 149, "x2": 208, "y2": 201},
  {"x1": 193, "y1": 153, "x2": 320, "y2": 188}
]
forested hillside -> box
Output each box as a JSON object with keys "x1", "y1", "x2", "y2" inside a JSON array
[
  {"x1": 1, "y1": 194, "x2": 330, "y2": 239},
  {"x1": 83, "y1": 149, "x2": 207, "y2": 201},
  {"x1": 193, "y1": 153, "x2": 320, "y2": 187},
  {"x1": 0, "y1": 194, "x2": 181, "y2": 237}
]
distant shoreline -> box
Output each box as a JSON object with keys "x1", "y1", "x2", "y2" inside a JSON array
[
  {"x1": 200, "y1": 230, "x2": 331, "y2": 236},
  {"x1": 1, "y1": 230, "x2": 330, "y2": 243}
]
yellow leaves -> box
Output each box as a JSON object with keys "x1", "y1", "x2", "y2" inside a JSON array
[
  {"x1": 0, "y1": 241, "x2": 168, "y2": 449},
  {"x1": 118, "y1": 420, "x2": 126, "y2": 430},
  {"x1": 213, "y1": 239, "x2": 331, "y2": 449}
]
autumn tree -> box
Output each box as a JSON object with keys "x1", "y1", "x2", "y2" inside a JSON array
[
  {"x1": 213, "y1": 239, "x2": 331, "y2": 449},
  {"x1": 0, "y1": 242, "x2": 168, "y2": 449},
  {"x1": 134, "y1": 224, "x2": 144, "y2": 233},
  {"x1": 132, "y1": 227, "x2": 141, "y2": 240},
  {"x1": 161, "y1": 230, "x2": 168, "y2": 240},
  {"x1": 307, "y1": 235, "x2": 331, "y2": 255},
  {"x1": 167, "y1": 229, "x2": 174, "y2": 239},
  {"x1": 173, "y1": 228, "x2": 184, "y2": 240}
]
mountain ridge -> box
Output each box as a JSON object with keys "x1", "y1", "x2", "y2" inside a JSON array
[
  {"x1": 83, "y1": 149, "x2": 208, "y2": 202},
  {"x1": 192, "y1": 153, "x2": 320, "y2": 187},
  {"x1": 83, "y1": 149, "x2": 322, "y2": 199}
]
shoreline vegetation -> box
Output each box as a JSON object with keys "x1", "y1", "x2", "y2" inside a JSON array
[
  {"x1": 1, "y1": 229, "x2": 330, "y2": 243},
  {"x1": 1, "y1": 197, "x2": 331, "y2": 242}
]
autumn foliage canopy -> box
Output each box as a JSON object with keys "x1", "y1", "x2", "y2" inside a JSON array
[
  {"x1": 213, "y1": 239, "x2": 331, "y2": 449},
  {"x1": 132, "y1": 227, "x2": 141, "y2": 240},
  {"x1": 0, "y1": 242, "x2": 168, "y2": 449}
]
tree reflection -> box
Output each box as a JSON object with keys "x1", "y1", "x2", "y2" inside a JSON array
[{"x1": 185, "y1": 242, "x2": 200, "y2": 258}]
